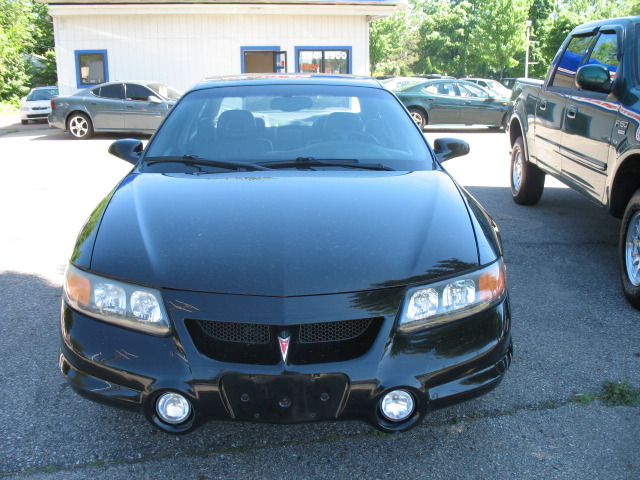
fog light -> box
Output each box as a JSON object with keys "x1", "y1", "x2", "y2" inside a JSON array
[
  {"x1": 156, "y1": 392, "x2": 191, "y2": 424},
  {"x1": 380, "y1": 390, "x2": 415, "y2": 422}
]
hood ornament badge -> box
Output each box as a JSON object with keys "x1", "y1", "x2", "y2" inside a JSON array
[{"x1": 278, "y1": 334, "x2": 290, "y2": 363}]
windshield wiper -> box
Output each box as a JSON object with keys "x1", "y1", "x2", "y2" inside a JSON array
[
  {"x1": 145, "y1": 155, "x2": 271, "y2": 171},
  {"x1": 259, "y1": 157, "x2": 395, "y2": 171}
]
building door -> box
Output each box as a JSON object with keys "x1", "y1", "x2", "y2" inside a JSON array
[{"x1": 243, "y1": 51, "x2": 287, "y2": 73}]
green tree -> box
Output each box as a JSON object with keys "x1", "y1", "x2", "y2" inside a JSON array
[
  {"x1": 469, "y1": 0, "x2": 531, "y2": 79},
  {"x1": 412, "y1": 0, "x2": 476, "y2": 77},
  {"x1": 0, "y1": 0, "x2": 55, "y2": 103},
  {"x1": 370, "y1": 2, "x2": 421, "y2": 75}
]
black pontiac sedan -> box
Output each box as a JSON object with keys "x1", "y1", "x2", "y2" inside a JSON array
[{"x1": 60, "y1": 74, "x2": 512, "y2": 434}]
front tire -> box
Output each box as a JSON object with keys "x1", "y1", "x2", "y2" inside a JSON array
[
  {"x1": 408, "y1": 108, "x2": 427, "y2": 130},
  {"x1": 67, "y1": 113, "x2": 93, "y2": 139},
  {"x1": 620, "y1": 190, "x2": 640, "y2": 309},
  {"x1": 510, "y1": 136, "x2": 545, "y2": 205}
]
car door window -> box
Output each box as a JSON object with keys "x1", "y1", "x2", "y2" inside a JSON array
[
  {"x1": 585, "y1": 32, "x2": 619, "y2": 77},
  {"x1": 98, "y1": 84, "x2": 125, "y2": 99},
  {"x1": 432, "y1": 82, "x2": 456, "y2": 96},
  {"x1": 422, "y1": 84, "x2": 438, "y2": 94},
  {"x1": 458, "y1": 83, "x2": 488, "y2": 98},
  {"x1": 126, "y1": 84, "x2": 155, "y2": 102},
  {"x1": 550, "y1": 34, "x2": 595, "y2": 89}
]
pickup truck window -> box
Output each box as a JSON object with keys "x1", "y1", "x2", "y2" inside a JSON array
[
  {"x1": 587, "y1": 32, "x2": 619, "y2": 77},
  {"x1": 552, "y1": 35, "x2": 595, "y2": 89}
]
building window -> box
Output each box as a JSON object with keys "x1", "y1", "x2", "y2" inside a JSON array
[
  {"x1": 241, "y1": 46, "x2": 282, "y2": 73},
  {"x1": 296, "y1": 48, "x2": 351, "y2": 74},
  {"x1": 75, "y1": 50, "x2": 108, "y2": 88}
]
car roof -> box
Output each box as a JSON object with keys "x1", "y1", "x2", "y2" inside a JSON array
[{"x1": 191, "y1": 74, "x2": 383, "y2": 91}]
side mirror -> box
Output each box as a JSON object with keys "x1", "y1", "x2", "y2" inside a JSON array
[
  {"x1": 576, "y1": 64, "x2": 612, "y2": 94},
  {"x1": 433, "y1": 138, "x2": 470, "y2": 162},
  {"x1": 148, "y1": 95, "x2": 163, "y2": 104},
  {"x1": 109, "y1": 138, "x2": 144, "y2": 165}
]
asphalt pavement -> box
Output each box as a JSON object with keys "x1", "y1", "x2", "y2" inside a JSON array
[{"x1": 0, "y1": 116, "x2": 638, "y2": 479}]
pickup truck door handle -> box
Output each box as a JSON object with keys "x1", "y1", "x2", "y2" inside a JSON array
[
  {"x1": 539, "y1": 99, "x2": 547, "y2": 110},
  {"x1": 567, "y1": 105, "x2": 578, "y2": 119}
]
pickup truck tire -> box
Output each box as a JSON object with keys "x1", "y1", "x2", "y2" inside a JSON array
[
  {"x1": 67, "y1": 112, "x2": 93, "y2": 140},
  {"x1": 510, "y1": 136, "x2": 545, "y2": 205},
  {"x1": 620, "y1": 190, "x2": 640, "y2": 308},
  {"x1": 408, "y1": 108, "x2": 427, "y2": 129}
]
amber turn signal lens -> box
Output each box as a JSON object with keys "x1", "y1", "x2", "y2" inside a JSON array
[{"x1": 65, "y1": 269, "x2": 91, "y2": 307}]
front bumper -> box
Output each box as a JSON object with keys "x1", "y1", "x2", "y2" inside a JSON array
[{"x1": 60, "y1": 289, "x2": 512, "y2": 434}]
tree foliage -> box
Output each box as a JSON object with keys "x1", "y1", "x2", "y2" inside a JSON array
[
  {"x1": 0, "y1": 0, "x2": 55, "y2": 103},
  {"x1": 370, "y1": 0, "x2": 640, "y2": 79},
  {"x1": 412, "y1": 0, "x2": 475, "y2": 77}
]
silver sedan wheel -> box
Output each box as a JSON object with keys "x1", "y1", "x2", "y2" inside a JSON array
[
  {"x1": 625, "y1": 210, "x2": 640, "y2": 286},
  {"x1": 511, "y1": 148, "x2": 523, "y2": 193},
  {"x1": 69, "y1": 115, "x2": 91, "y2": 139},
  {"x1": 410, "y1": 111, "x2": 424, "y2": 128}
]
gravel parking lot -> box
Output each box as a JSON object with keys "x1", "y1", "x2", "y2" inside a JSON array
[{"x1": 1, "y1": 116, "x2": 638, "y2": 479}]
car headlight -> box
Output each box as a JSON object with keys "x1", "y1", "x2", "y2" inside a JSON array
[
  {"x1": 63, "y1": 263, "x2": 171, "y2": 335},
  {"x1": 398, "y1": 259, "x2": 506, "y2": 332}
]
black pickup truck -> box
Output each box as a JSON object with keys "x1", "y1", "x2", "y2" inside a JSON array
[{"x1": 507, "y1": 16, "x2": 640, "y2": 308}]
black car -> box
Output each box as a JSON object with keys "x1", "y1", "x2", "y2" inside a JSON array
[{"x1": 60, "y1": 74, "x2": 512, "y2": 434}]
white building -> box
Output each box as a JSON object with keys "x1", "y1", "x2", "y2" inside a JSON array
[{"x1": 41, "y1": 0, "x2": 406, "y2": 95}]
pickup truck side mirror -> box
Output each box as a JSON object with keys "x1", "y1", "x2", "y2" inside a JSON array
[
  {"x1": 576, "y1": 64, "x2": 612, "y2": 94},
  {"x1": 433, "y1": 137, "x2": 470, "y2": 162}
]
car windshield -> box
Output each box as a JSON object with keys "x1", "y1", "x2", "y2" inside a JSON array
[
  {"x1": 485, "y1": 80, "x2": 510, "y2": 96},
  {"x1": 147, "y1": 83, "x2": 182, "y2": 101},
  {"x1": 145, "y1": 83, "x2": 434, "y2": 171},
  {"x1": 26, "y1": 88, "x2": 58, "y2": 101}
]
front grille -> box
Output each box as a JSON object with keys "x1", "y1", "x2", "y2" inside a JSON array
[
  {"x1": 299, "y1": 318, "x2": 372, "y2": 343},
  {"x1": 185, "y1": 317, "x2": 383, "y2": 366},
  {"x1": 196, "y1": 320, "x2": 270, "y2": 344}
]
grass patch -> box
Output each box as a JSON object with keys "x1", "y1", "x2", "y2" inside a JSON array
[
  {"x1": 0, "y1": 102, "x2": 19, "y2": 115},
  {"x1": 570, "y1": 392, "x2": 598, "y2": 405},
  {"x1": 600, "y1": 380, "x2": 640, "y2": 407}
]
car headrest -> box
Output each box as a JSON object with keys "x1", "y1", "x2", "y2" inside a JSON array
[{"x1": 217, "y1": 110, "x2": 256, "y2": 137}]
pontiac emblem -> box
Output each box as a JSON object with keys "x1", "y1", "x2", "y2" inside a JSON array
[{"x1": 278, "y1": 335, "x2": 290, "y2": 363}]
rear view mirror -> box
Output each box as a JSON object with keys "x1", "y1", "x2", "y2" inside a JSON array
[
  {"x1": 109, "y1": 138, "x2": 144, "y2": 164},
  {"x1": 576, "y1": 64, "x2": 612, "y2": 94},
  {"x1": 270, "y1": 96, "x2": 312, "y2": 112},
  {"x1": 433, "y1": 138, "x2": 470, "y2": 162}
]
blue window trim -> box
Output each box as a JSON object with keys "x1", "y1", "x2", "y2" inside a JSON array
[
  {"x1": 240, "y1": 46, "x2": 281, "y2": 73},
  {"x1": 294, "y1": 46, "x2": 352, "y2": 74},
  {"x1": 75, "y1": 50, "x2": 109, "y2": 89}
]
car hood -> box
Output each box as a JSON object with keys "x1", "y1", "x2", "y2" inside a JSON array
[{"x1": 87, "y1": 170, "x2": 481, "y2": 296}]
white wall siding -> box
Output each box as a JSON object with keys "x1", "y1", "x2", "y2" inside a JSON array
[{"x1": 53, "y1": 12, "x2": 371, "y2": 95}]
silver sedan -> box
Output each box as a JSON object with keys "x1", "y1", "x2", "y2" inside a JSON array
[{"x1": 48, "y1": 81, "x2": 181, "y2": 139}]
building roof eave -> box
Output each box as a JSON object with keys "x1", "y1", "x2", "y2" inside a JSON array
[{"x1": 45, "y1": 1, "x2": 406, "y2": 17}]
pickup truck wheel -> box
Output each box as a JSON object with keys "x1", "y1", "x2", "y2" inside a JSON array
[
  {"x1": 620, "y1": 190, "x2": 640, "y2": 308},
  {"x1": 408, "y1": 108, "x2": 427, "y2": 130},
  {"x1": 510, "y1": 136, "x2": 545, "y2": 205},
  {"x1": 67, "y1": 113, "x2": 93, "y2": 140}
]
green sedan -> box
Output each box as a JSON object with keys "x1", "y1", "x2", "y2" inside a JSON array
[{"x1": 393, "y1": 79, "x2": 510, "y2": 130}]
